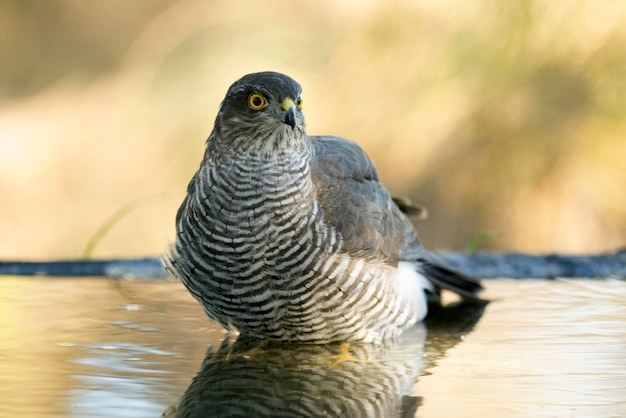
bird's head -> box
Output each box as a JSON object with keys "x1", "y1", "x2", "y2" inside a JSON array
[{"x1": 210, "y1": 72, "x2": 307, "y2": 156}]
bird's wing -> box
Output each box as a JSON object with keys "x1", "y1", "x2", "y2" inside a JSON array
[
  {"x1": 310, "y1": 135, "x2": 423, "y2": 266},
  {"x1": 310, "y1": 135, "x2": 483, "y2": 299}
]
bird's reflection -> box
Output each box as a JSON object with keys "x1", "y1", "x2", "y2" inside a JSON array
[{"x1": 163, "y1": 300, "x2": 487, "y2": 418}]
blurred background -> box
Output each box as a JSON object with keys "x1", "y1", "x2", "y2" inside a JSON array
[{"x1": 1, "y1": 0, "x2": 624, "y2": 260}]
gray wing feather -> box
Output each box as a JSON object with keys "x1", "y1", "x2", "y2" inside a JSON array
[
  {"x1": 310, "y1": 135, "x2": 483, "y2": 299},
  {"x1": 310, "y1": 135, "x2": 422, "y2": 265}
]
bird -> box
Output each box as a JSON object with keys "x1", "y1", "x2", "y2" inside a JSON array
[{"x1": 163, "y1": 71, "x2": 482, "y2": 344}]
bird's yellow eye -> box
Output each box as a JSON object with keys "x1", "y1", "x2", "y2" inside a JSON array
[
  {"x1": 296, "y1": 97, "x2": 303, "y2": 109},
  {"x1": 248, "y1": 93, "x2": 268, "y2": 110}
]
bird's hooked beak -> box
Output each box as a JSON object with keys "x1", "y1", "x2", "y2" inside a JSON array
[{"x1": 279, "y1": 97, "x2": 297, "y2": 129}]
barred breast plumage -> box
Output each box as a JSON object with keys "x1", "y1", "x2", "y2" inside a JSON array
[{"x1": 164, "y1": 71, "x2": 482, "y2": 343}]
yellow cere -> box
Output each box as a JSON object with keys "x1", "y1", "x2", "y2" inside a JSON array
[{"x1": 280, "y1": 97, "x2": 301, "y2": 112}]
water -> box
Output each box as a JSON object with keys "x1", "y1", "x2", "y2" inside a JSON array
[{"x1": 1, "y1": 278, "x2": 625, "y2": 417}]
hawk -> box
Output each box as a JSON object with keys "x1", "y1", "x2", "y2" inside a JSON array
[{"x1": 164, "y1": 71, "x2": 482, "y2": 343}]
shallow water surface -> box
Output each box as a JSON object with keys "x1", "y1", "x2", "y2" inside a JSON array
[{"x1": 0, "y1": 278, "x2": 625, "y2": 417}]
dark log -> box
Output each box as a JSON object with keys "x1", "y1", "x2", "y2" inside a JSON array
[{"x1": 0, "y1": 250, "x2": 624, "y2": 279}]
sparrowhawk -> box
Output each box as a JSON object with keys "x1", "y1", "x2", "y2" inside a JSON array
[{"x1": 164, "y1": 71, "x2": 482, "y2": 343}]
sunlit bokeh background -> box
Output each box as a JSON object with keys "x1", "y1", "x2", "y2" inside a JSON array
[{"x1": 1, "y1": 0, "x2": 625, "y2": 259}]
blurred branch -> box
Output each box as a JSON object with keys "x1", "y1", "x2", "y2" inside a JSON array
[
  {"x1": 0, "y1": 250, "x2": 624, "y2": 279},
  {"x1": 83, "y1": 194, "x2": 167, "y2": 258}
]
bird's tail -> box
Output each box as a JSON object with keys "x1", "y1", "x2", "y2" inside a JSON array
[{"x1": 419, "y1": 251, "x2": 483, "y2": 300}]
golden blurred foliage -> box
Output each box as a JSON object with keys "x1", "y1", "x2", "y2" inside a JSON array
[{"x1": 1, "y1": 0, "x2": 624, "y2": 258}]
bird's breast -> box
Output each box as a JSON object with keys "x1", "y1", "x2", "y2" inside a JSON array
[{"x1": 192, "y1": 156, "x2": 327, "y2": 276}]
